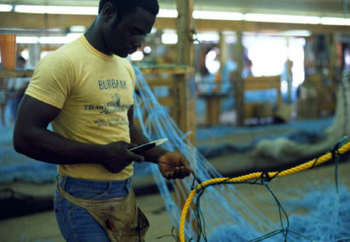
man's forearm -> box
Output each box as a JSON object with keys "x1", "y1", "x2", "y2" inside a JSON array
[{"x1": 14, "y1": 126, "x2": 106, "y2": 165}]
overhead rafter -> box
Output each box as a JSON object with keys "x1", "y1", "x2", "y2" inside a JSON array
[{"x1": 1, "y1": 12, "x2": 349, "y2": 34}]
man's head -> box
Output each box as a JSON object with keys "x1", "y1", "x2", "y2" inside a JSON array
[
  {"x1": 17, "y1": 56, "x2": 26, "y2": 69},
  {"x1": 98, "y1": 0, "x2": 159, "y2": 57}
]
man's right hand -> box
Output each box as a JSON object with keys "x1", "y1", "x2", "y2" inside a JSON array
[{"x1": 101, "y1": 141, "x2": 144, "y2": 173}]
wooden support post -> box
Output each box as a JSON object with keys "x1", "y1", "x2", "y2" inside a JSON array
[
  {"x1": 219, "y1": 32, "x2": 228, "y2": 74},
  {"x1": 205, "y1": 95, "x2": 223, "y2": 126},
  {"x1": 176, "y1": 0, "x2": 194, "y2": 67},
  {"x1": 176, "y1": 1, "x2": 197, "y2": 238},
  {"x1": 234, "y1": 31, "x2": 245, "y2": 126},
  {"x1": 176, "y1": 0, "x2": 196, "y2": 144}
]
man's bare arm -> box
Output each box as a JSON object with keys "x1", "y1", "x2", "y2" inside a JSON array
[{"x1": 14, "y1": 95, "x2": 143, "y2": 173}]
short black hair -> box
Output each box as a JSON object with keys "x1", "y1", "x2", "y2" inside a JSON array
[
  {"x1": 98, "y1": 0, "x2": 159, "y2": 19},
  {"x1": 18, "y1": 56, "x2": 26, "y2": 63}
]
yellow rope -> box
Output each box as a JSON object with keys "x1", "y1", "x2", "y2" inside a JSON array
[{"x1": 179, "y1": 141, "x2": 350, "y2": 242}]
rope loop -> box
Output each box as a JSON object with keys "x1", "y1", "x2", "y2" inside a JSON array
[{"x1": 260, "y1": 171, "x2": 272, "y2": 185}]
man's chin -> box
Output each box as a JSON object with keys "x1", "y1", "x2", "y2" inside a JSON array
[{"x1": 116, "y1": 53, "x2": 128, "y2": 58}]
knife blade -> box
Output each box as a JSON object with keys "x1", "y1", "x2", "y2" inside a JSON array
[{"x1": 129, "y1": 138, "x2": 168, "y2": 154}]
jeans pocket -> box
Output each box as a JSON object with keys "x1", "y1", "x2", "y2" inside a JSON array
[{"x1": 68, "y1": 206, "x2": 109, "y2": 242}]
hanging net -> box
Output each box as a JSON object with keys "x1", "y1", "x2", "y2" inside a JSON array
[{"x1": 133, "y1": 66, "x2": 350, "y2": 242}]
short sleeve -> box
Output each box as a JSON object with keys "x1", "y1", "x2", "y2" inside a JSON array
[{"x1": 25, "y1": 52, "x2": 75, "y2": 109}]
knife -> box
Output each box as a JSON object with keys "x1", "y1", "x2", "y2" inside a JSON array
[{"x1": 129, "y1": 138, "x2": 168, "y2": 154}]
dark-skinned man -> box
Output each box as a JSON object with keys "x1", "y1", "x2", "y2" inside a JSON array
[{"x1": 13, "y1": 0, "x2": 192, "y2": 241}]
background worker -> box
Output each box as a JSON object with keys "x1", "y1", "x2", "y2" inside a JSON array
[
  {"x1": 13, "y1": 0, "x2": 192, "y2": 241},
  {"x1": 7, "y1": 56, "x2": 31, "y2": 123},
  {"x1": 0, "y1": 77, "x2": 7, "y2": 127}
]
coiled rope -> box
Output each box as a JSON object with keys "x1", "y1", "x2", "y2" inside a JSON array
[{"x1": 179, "y1": 141, "x2": 350, "y2": 242}]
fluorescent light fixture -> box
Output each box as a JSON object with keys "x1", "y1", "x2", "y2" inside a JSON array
[
  {"x1": 321, "y1": 17, "x2": 350, "y2": 26},
  {"x1": 39, "y1": 37, "x2": 69, "y2": 44},
  {"x1": 162, "y1": 33, "x2": 178, "y2": 44},
  {"x1": 66, "y1": 33, "x2": 83, "y2": 42},
  {"x1": 158, "y1": 9, "x2": 178, "y2": 18},
  {"x1": 197, "y1": 32, "x2": 220, "y2": 42},
  {"x1": 69, "y1": 26, "x2": 86, "y2": 33},
  {"x1": 221, "y1": 31, "x2": 236, "y2": 34},
  {"x1": 16, "y1": 34, "x2": 81, "y2": 44},
  {"x1": 130, "y1": 51, "x2": 144, "y2": 61},
  {"x1": 281, "y1": 30, "x2": 311, "y2": 37},
  {"x1": 17, "y1": 37, "x2": 39, "y2": 44},
  {"x1": 244, "y1": 13, "x2": 321, "y2": 24},
  {"x1": 193, "y1": 11, "x2": 244, "y2": 21},
  {"x1": 0, "y1": 4, "x2": 13, "y2": 12},
  {"x1": 14, "y1": 5, "x2": 98, "y2": 15},
  {"x1": 144, "y1": 46, "x2": 152, "y2": 54},
  {"x1": 10, "y1": 4, "x2": 350, "y2": 27}
]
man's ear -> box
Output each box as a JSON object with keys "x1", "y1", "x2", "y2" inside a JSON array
[{"x1": 101, "y1": 2, "x2": 118, "y2": 22}]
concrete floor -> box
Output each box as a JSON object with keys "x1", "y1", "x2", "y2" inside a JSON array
[
  {"x1": 0, "y1": 117, "x2": 348, "y2": 242},
  {"x1": 0, "y1": 190, "x2": 175, "y2": 242},
  {"x1": 1, "y1": 159, "x2": 349, "y2": 242}
]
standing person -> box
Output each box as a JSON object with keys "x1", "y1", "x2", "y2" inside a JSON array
[
  {"x1": 13, "y1": 1, "x2": 192, "y2": 241},
  {"x1": 7, "y1": 56, "x2": 31, "y2": 123},
  {"x1": 0, "y1": 78, "x2": 7, "y2": 127}
]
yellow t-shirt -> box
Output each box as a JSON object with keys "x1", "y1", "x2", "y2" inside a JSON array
[{"x1": 26, "y1": 35, "x2": 136, "y2": 181}]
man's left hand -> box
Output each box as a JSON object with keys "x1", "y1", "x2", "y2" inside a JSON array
[{"x1": 158, "y1": 152, "x2": 192, "y2": 180}]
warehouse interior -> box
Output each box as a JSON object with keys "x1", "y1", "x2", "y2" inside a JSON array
[{"x1": 1, "y1": 0, "x2": 350, "y2": 241}]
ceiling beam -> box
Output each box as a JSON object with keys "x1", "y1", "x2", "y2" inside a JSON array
[{"x1": 1, "y1": 12, "x2": 349, "y2": 34}]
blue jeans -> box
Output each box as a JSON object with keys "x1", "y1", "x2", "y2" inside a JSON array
[{"x1": 54, "y1": 175, "x2": 131, "y2": 242}]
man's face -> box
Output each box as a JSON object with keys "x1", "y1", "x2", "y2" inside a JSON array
[
  {"x1": 17, "y1": 60, "x2": 25, "y2": 68},
  {"x1": 104, "y1": 7, "x2": 156, "y2": 58}
]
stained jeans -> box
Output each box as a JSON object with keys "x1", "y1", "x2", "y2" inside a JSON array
[{"x1": 54, "y1": 175, "x2": 131, "y2": 242}]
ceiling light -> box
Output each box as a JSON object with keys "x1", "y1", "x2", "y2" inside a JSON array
[
  {"x1": 244, "y1": 13, "x2": 321, "y2": 24},
  {"x1": 281, "y1": 30, "x2": 311, "y2": 37},
  {"x1": 69, "y1": 26, "x2": 86, "y2": 33},
  {"x1": 130, "y1": 51, "x2": 144, "y2": 61},
  {"x1": 39, "y1": 37, "x2": 69, "y2": 44},
  {"x1": 14, "y1": 5, "x2": 98, "y2": 15},
  {"x1": 66, "y1": 33, "x2": 83, "y2": 42},
  {"x1": 162, "y1": 33, "x2": 178, "y2": 44},
  {"x1": 321, "y1": 17, "x2": 350, "y2": 26},
  {"x1": 193, "y1": 11, "x2": 244, "y2": 21},
  {"x1": 197, "y1": 32, "x2": 220, "y2": 42},
  {"x1": 158, "y1": 9, "x2": 178, "y2": 18},
  {"x1": 0, "y1": 4, "x2": 13, "y2": 12},
  {"x1": 144, "y1": 46, "x2": 152, "y2": 54},
  {"x1": 16, "y1": 37, "x2": 39, "y2": 44}
]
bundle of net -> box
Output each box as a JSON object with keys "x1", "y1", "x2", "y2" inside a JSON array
[{"x1": 133, "y1": 66, "x2": 350, "y2": 242}]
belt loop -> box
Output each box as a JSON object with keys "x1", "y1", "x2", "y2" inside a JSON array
[
  {"x1": 124, "y1": 178, "x2": 131, "y2": 193},
  {"x1": 58, "y1": 175, "x2": 68, "y2": 189},
  {"x1": 107, "y1": 181, "x2": 113, "y2": 193}
]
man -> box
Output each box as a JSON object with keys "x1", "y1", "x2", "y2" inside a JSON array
[
  {"x1": 7, "y1": 56, "x2": 30, "y2": 123},
  {"x1": 0, "y1": 77, "x2": 6, "y2": 127},
  {"x1": 13, "y1": 0, "x2": 192, "y2": 241}
]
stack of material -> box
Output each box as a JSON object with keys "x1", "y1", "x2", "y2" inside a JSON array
[{"x1": 253, "y1": 72, "x2": 350, "y2": 163}]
